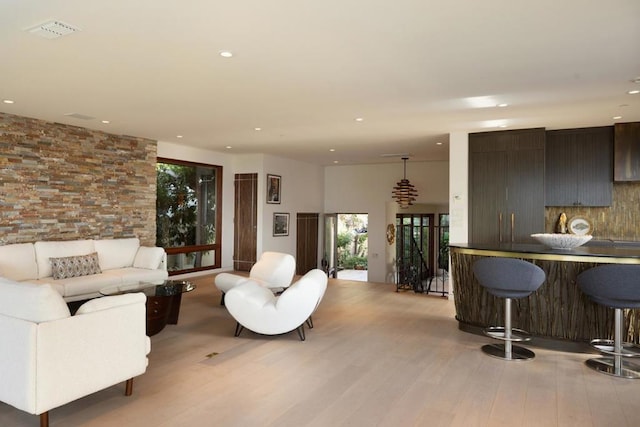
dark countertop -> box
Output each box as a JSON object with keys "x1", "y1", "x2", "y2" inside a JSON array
[{"x1": 450, "y1": 241, "x2": 640, "y2": 263}]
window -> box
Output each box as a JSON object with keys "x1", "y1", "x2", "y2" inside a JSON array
[{"x1": 156, "y1": 158, "x2": 222, "y2": 274}]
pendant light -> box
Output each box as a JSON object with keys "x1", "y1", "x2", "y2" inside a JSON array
[{"x1": 392, "y1": 157, "x2": 418, "y2": 208}]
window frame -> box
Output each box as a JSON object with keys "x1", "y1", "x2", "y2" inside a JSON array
[{"x1": 156, "y1": 157, "x2": 223, "y2": 275}]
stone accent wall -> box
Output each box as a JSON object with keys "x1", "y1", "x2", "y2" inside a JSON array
[
  {"x1": 0, "y1": 113, "x2": 157, "y2": 246},
  {"x1": 546, "y1": 182, "x2": 640, "y2": 240}
]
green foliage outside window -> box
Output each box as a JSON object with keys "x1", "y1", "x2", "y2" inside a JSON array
[
  {"x1": 156, "y1": 162, "x2": 217, "y2": 248},
  {"x1": 156, "y1": 163, "x2": 197, "y2": 247}
]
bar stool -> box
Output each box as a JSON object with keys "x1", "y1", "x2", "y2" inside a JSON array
[
  {"x1": 577, "y1": 264, "x2": 640, "y2": 379},
  {"x1": 473, "y1": 257, "x2": 546, "y2": 361}
]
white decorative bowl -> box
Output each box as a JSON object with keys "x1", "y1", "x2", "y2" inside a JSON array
[{"x1": 531, "y1": 233, "x2": 592, "y2": 249}]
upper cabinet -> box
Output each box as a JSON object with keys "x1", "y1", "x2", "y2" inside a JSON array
[
  {"x1": 614, "y1": 122, "x2": 640, "y2": 182},
  {"x1": 545, "y1": 126, "x2": 613, "y2": 207},
  {"x1": 469, "y1": 128, "x2": 545, "y2": 244}
]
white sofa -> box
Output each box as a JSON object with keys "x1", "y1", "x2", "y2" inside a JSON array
[
  {"x1": 0, "y1": 277, "x2": 150, "y2": 427},
  {"x1": 0, "y1": 238, "x2": 168, "y2": 302}
]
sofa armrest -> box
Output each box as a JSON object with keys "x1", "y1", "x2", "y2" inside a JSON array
[
  {"x1": 33, "y1": 293, "x2": 150, "y2": 414},
  {"x1": 0, "y1": 315, "x2": 39, "y2": 414}
]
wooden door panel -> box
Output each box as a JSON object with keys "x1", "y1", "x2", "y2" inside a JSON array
[
  {"x1": 233, "y1": 173, "x2": 257, "y2": 271},
  {"x1": 296, "y1": 213, "x2": 319, "y2": 275}
]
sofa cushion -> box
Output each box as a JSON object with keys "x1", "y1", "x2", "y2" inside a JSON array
[
  {"x1": 0, "y1": 279, "x2": 70, "y2": 322},
  {"x1": 0, "y1": 243, "x2": 38, "y2": 282},
  {"x1": 108, "y1": 267, "x2": 169, "y2": 284},
  {"x1": 75, "y1": 293, "x2": 146, "y2": 315},
  {"x1": 35, "y1": 240, "x2": 95, "y2": 279},
  {"x1": 42, "y1": 272, "x2": 123, "y2": 298},
  {"x1": 133, "y1": 246, "x2": 165, "y2": 270},
  {"x1": 94, "y1": 238, "x2": 140, "y2": 270},
  {"x1": 50, "y1": 252, "x2": 102, "y2": 280}
]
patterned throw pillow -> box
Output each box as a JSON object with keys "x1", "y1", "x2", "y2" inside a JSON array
[{"x1": 50, "y1": 252, "x2": 102, "y2": 280}]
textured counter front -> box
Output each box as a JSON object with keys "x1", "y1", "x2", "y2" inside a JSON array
[{"x1": 450, "y1": 243, "x2": 640, "y2": 345}]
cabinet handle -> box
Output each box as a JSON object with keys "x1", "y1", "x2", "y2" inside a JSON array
[
  {"x1": 499, "y1": 212, "x2": 503, "y2": 243},
  {"x1": 511, "y1": 213, "x2": 515, "y2": 243}
]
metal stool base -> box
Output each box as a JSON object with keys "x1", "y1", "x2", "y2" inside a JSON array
[
  {"x1": 484, "y1": 326, "x2": 532, "y2": 342},
  {"x1": 585, "y1": 357, "x2": 640, "y2": 379},
  {"x1": 482, "y1": 343, "x2": 535, "y2": 361},
  {"x1": 589, "y1": 339, "x2": 640, "y2": 358}
]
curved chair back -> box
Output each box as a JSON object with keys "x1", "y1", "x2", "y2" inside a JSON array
[
  {"x1": 250, "y1": 251, "x2": 296, "y2": 289},
  {"x1": 473, "y1": 257, "x2": 545, "y2": 299},
  {"x1": 577, "y1": 264, "x2": 640, "y2": 309}
]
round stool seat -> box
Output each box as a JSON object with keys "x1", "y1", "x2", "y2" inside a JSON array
[
  {"x1": 473, "y1": 257, "x2": 546, "y2": 361},
  {"x1": 577, "y1": 265, "x2": 640, "y2": 309},
  {"x1": 473, "y1": 257, "x2": 546, "y2": 299},
  {"x1": 577, "y1": 264, "x2": 640, "y2": 379}
]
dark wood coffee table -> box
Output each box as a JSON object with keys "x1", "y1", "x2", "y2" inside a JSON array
[{"x1": 100, "y1": 280, "x2": 196, "y2": 336}]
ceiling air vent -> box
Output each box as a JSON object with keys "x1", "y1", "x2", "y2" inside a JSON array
[{"x1": 27, "y1": 20, "x2": 80, "y2": 39}]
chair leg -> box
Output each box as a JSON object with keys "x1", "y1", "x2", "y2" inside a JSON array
[
  {"x1": 306, "y1": 315, "x2": 314, "y2": 329},
  {"x1": 234, "y1": 322, "x2": 244, "y2": 337},
  {"x1": 220, "y1": 292, "x2": 225, "y2": 306},
  {"x1": 296, "y1": 324, "x2": 306, "y2": 341},
  {"x1": 125, "y1": 378, "x2": 134, "y2": 396},
  {"x1": 40, "y1": 412, "x2": 49, "y2": 427}
]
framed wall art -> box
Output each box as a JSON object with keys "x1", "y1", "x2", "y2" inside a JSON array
[
  {"x1": 273, "y1": 212, "x2": 289, "y2": 236},
  {"x1": 266, "y1": 174, "x2": 281, "y2": 204}
]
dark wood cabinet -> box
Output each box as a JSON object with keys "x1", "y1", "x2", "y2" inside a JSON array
[
  {"x1": 469, "y1": 128, "x2": 545, "y2": 244},
  {"x1": 545, "y1": 126, "x2": 613, "y2": 206},
  {"x1": 614, "y1": 122, "x2": 640, "y2": 182}
]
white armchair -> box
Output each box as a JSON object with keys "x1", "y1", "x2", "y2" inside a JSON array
[
  {"x1": 0, "y1": 278, "x2": 150, "y2": 427},
  {"x1": 214, "y1": 251, "x2": 296, "y2": 304},
  {"x1": 224, "y1": 269, "x2": 328, "y2": 341}
]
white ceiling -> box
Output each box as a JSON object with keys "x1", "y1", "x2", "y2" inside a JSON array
[{"x1": 1, "y1": 1, "x2": 639, "y2": 165}]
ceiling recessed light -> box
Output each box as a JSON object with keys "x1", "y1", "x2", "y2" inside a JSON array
[
  {"x1": 101, "y1": 120, "x2": 110, "y2": 124},
  {"x1": 613, "y1": 116, "x2": 622, "y2": 120},
  {"x1": 436, "y1": 142, "x2": 443, "y2": 145},
  {"x1": 355, "y1": 117, "x2": 364, "y2": 122},
  {"x1": 333, "y1": 160, "x2": 339, "y2": 164},
  {"x1": 497, "y1": 103, "x2": 508, "y2": 107},
  {"x1": 628, "y1": 90, "x2": 640, "y2": 95},
  {"x1": 3, "y1": 99, "x2": 14, "y2": 104},
  {"x1": 225, "y1": 145, "x2": 232, "y2": 149},
  {"x1": 254, "y1": 127, "x2": 261, "y2": 131},
  {"x1": 219, "y1": 51, "x2": 233, "y2": 58},
  {"x1": 176, "y1": 135, "x2": 184, "y2": 138},
  {"x1": 329, "y1": 148, "x2": 335, "y2": 152}
]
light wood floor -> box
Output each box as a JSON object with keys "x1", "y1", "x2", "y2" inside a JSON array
[{"x1": 2, "y1": 275, "x2": 640, "y2": 427}]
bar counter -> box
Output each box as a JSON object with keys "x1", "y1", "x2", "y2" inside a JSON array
[{"x1": 450, "y1": 242, "x2": 640, "y2": 345}]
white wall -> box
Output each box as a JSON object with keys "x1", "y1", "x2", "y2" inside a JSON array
[
  {"x1": 448, "y1": 132, "x2": 469, "y2": 245},
  {"x1": 325, "y1": 160, "x2": 449, "y2": 283},
  {"x1": 261, "y1": 154, "x2": 324, "y2": 257},
  {"x1": 158, "y1": 142, "x2": 452, "y2": 282},
  {"x1": 157, "y1": 142, "x2": 236, "y2": 271},
  {"x1": 157, "y1": 144, "x2": 325, "y2": 271}
]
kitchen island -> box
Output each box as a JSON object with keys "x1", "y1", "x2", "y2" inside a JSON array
[{"x1": 450, "y1": 242, "x2": 640, "y2": 346}]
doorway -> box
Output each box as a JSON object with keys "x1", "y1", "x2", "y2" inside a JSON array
[
  {"x1": 323, "y1": 213, "x2": 368, "y2": 282},
  {"x1": 395, "y1": 213, "x2": 434, "y2": 292}
]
